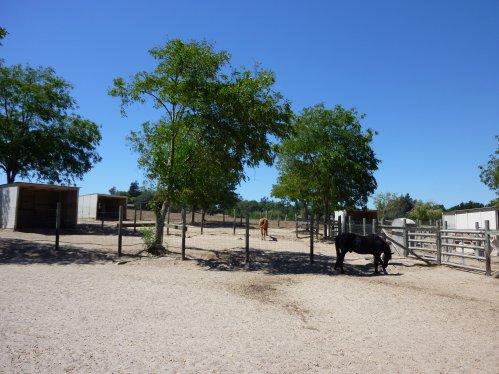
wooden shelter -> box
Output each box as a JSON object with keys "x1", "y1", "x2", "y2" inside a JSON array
[
  {"x1": 78, "y1": 194, "x2": 127, "y2": 220},
  {"x1": 0, "y1": 182, "x2": 79, "y2": 229}
]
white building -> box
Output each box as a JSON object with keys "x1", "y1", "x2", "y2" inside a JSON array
[
  {"x1": 78, "y1": 194, "x2": 127, "y2": 220},
  {"x1": 442, "y1": 207, "x2": 499, "y2": 230}
]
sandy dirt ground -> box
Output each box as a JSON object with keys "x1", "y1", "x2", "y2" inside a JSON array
[{"x1": 0, "y1": 221, "x2": 498, "y2": 373}]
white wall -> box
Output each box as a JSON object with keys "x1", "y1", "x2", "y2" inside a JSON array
[
  {"x1": 78, "y1": 194, "x2": 98, "y2": 219},
  {"x1": 443, "y1": 209, "x2": 498, "y2": 230},
  {"x1": 0, "y1": 186, "x2": 18, "y2": 229}
]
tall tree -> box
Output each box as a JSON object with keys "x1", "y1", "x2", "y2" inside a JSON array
[
  {"x1": 407, "y1": 201, "x2": 443, "y2": 222},
  {"x1": 479, "y1": 135, "x2": 499, "y2": 195},
  {"x1": 0, "y1": 27, "x2": 7, "y2": 45},
  {"x1": 373, "y1": 192, "x2": 399, "y2": 221},
  {"x1": 273, "y1": 103, "x2": 379, "y2": 235},
  {"x1": 381, "y1": 193, "x2": 415, "y2": 220},
  {"x1": 446, "y1": 201, "x2": 484, "y2": 211},
  {"x1": 0, "y1": 62, "x2": 102, "y2": 184},
  {"x1": 110, "y1": 39, "x2": 291, "y2": 253}
]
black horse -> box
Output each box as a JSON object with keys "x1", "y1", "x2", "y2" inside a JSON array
[{"x1": 334, "y1": 233, "x2": 392, "y2": 274}]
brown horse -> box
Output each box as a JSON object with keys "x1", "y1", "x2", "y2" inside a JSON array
[{"x1": 259, "y1": 218, "x2": 269, "y2": 240}]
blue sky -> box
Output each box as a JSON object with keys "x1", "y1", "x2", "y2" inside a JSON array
[{"x1": 1, "y1": 0, "x2": 498, "y2": 208}]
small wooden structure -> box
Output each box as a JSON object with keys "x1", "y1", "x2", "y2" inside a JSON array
[
  {"x1": 78, "y1": 194, "x2": 127, "y2": 221},
  {"x1": 0, "y1": 182, "x2": 79, "y2": 229}
]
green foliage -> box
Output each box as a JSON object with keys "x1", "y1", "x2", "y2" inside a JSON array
[
  {"x1": 236, "y1": 198, "x2": 297, "y2": 218},
  {"x1": 373, "y1": 192, "x2": 415, "y2": 220},
  {"x1": 0, "y1": 62, "x2": 101, "y2": 184},
  {"x1": 407, "y1": 201, "x2": 443, "y2": 221},
  {"x1": 0, "y1": 27, "x2": 7, "y2": 45},
  {"x1": 479, "y1": 135, "x2": 499, "y2": 195},
  {"x1": 109, "y1": 38, "x2": 291, "y2": 246},
  {"x1": 272, "y1": 103, "x2": 379, "y2": 223},
  {"x1": 446, "y1": 201, "x2": 485, "y2": 211},
  {"x1": 140, "y1": 226, "x2": 156, "y2": 250},
  {"x1": 108, "y1": 186, "x2": 127, "y2": 196},
  {"x1": 127, "y1": 180, "x2": 141, "y2": 203}
]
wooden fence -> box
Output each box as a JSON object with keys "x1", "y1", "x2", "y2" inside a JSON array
[{"x1": 379, "y1": 219, "x2": 497, "y2": 276}]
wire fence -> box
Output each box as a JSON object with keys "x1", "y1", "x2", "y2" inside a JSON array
[{"x1": 2, "y1": 205, "x2": 498, "y2": 275}]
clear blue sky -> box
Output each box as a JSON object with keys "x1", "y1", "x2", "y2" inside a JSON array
[{"x1": 1, "y1": 0, "x2": 498, "y2": 209}]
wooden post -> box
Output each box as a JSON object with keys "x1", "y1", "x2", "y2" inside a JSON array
[
  {"x1": 402, "y1": 218, "x2": 408, "y2": 257},
  {"x1": 201, "y1": 209, "x2": 204, "y2": 235},
  {"x1": 233, "y1": 209, "x2": 236, "y2": 235},
  {"x1": 474, "y1": 222, "x2": 480, "y2": 257},
  {"x1": 372, "y1": 219, "x2": 377, "y2": 234},
  {"x1": 436, "y1": 221, "x2": 441, "y2": 265},
  {"x1": 55, "y1": 202, "x2": 61, "y2": 251},
  {"x1": 101, "y1": 204, "x2": 105, "y2": 230},
  {"x1": 443, "y1": 221, "x2": 448, "y2": 261},
  {"x1": 310, "y1": 213, "x2": 314, "y2": 264},
  {"x1": 118, "y1": 206, "x2": 123, "y2": 257},
  {"x1": 485, "y1": 220, "x2": 491, "y2": 276},
  {"x1": 133, "y1": 205, "x2": 137, "y2": 234},
  {"x1": 245, "y1": 215, "x2": 250, "y2": 263},
  {"x1": 363, "y1": 218, "x2": 366, "y2": 236},
  {"x1": 181, "y1": 209, "x2": 186, "y2": 260},
  {"x1": 348, "y1": 216, "x2": 352, "y2": 233},
  {"x1": 338, "y1": 216, "x2": 342, "y2": 236},
  {"x1": 139, "y1": 203, "x2": 143, "y2": 221}
]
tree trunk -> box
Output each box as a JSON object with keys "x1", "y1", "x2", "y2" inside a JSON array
[
  {"x1": 150, "y1": 200, "x2": 169, "y2": 255},
  {"x1": 323, "y1": 194, "x2": 330, "y2": 239},
  {"x1": 191, "y1": 206, "x2": 196, "y2": 225}
]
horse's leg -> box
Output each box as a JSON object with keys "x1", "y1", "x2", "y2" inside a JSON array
[
  {"x1": 334, "y1": 251, "x2": 342, "y2": 270},
  {"x1": 334, "y1": 251, "x2": 345, "y2": 273},
  {"x1": 340, "y1": 252, "x2": 346, "y2": 273},
  {"x1": 373, "y1": 254, "x2": 380, "y2": 274}
]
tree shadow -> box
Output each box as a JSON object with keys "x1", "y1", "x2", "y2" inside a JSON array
[
  {"x1": 17, "y1": 224, "x2": 141, "y2": 237},
  {"x1": 0, "y1": 237, "x2": 139, "y2": 265},
  {"x1": 186, "y1": 246, "x2": 401, "y2": 276}
]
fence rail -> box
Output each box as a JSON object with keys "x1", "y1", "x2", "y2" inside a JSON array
[{"x1": 379, "y1": 219, "x2": 496, "y2": 275}]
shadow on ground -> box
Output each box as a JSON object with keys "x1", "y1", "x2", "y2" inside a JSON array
[
  {"x1": 0, "y1": 237, "x2": 139, "y2": 265},
  {"x1": 186, "y1": 246, "x2": 400, "y2": 276}
]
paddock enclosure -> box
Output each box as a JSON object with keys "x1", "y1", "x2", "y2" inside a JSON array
[{"x1": 0, "y1": 213, "x2": 498, "y2": 373}]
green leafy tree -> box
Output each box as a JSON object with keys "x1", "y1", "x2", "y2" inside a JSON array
[
  {"x1": 384, "y1": 193, "x2": 415, "y2": 220},
  {"x1": 273, "y1": 103, "x2": 379, "y2": 234},
  {"x1": 109, "y1": 39, "x2": 291, "y2": 252},
  {"x1": 373, "y1": 192, "x2": 398, "y2": 221},
  {"x1": 479, "y1": 135, "x2": 499, "y2": 195},
  {"x1": 108, "y1": 186, "x2": 127, "y2": 196},
  {"x1": 0, "y1": 27, "x2": 7, "y2": 45},
  {"x1": 128, "y1": 180, "x2": 141, "y2": 200},
  {"x1": 0, "y1": 62, "x2": 101, "y2": 184},
  {"x1": 407, "y1": 201, "x2": 443, "y2": 222},
  {"x1": 446, "y1": 201, "x2": 484, "y2": 211}
]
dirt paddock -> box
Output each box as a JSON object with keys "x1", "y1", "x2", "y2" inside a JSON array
[{"x1": 1, "y1": 223, "x2": 498, "y2": 373}]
